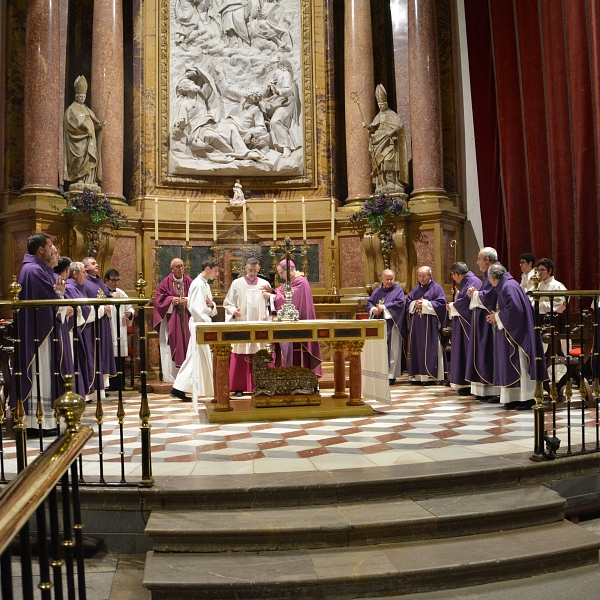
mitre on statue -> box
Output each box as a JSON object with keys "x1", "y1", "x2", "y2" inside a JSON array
[
  {"x1": 375, "y1": 84, "x2": 387, "y2": 104},
  {"x1": 74, "y1": 75, "x2": 88, "y2": 95}
]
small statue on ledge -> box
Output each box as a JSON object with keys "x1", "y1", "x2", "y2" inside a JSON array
[
  {"x1": 231, "y1": 178, "x2": 245, "y2": 206},
  {"x1": 63, "y1": 75, "x2": 105, "y2": 194},
  {"x1": 363, "y1": 84, "x2": 408, "y2": 196}
]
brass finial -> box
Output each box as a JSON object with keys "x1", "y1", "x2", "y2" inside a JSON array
[
  {"x1": 54, "y1": 374, "x2": 85, "y2": 432},
  {"x1": 9, "y1": 276, "x2": 21, "y2": 301},
  {"x1": 136, "y1": 272, "x2": 148, "y2": 299},
  {"x1": 530, "y1": 267, "x2": 541, "y2": 292}
]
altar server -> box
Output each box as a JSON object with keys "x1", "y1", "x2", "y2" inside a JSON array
[
  {"x1": 153, "y1": 258, "x2": 192, "y2": 383},
  {"x1": 366, "y1": 269, "x2": 405, "y2": 384},
  {"x1": 223, "y1": 257, "x2": 270, "y2": 395},
  {"x1": 406, "y1": 266, "x2": 447, "y2": 383},
  {"x1": 447, "y1": 262, "x2": 481, "y2": 394},
  {"x1": 170, "y1": 258, "x2": 219, "y2": 408}
]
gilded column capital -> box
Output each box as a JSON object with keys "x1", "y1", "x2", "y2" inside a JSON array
[
  {"x1": 345, "y1": 341, "x2": 365, "y2": 355},
  {"x1": 331, "y1": 341, "x2": 346, "y2": 352},
  {"x1": 210, "y1": 343, "x2": 232, "y2": 360}
]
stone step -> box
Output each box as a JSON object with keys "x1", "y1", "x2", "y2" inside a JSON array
[
  {"x1": 145, "y1": 485, "x2": 566, "y2": 552},
  {"x1": 142, "y1": 521, "x2": 600, "y2": 599}
]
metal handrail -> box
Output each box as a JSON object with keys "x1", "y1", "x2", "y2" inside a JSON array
[{"x1": 0, "y1": 425, "x2": 93, "y2": 556}]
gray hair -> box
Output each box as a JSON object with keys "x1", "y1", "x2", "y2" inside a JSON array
[
  {"x1": 480, "y1": 247, "x2": 498, "y2": 262},
  {"x1": 380, "y1": 269, "x2": 395, "y2": 278},
  {"x1": 81, "y1": 256, "x2": 94, "y2": 266},
  {"x1": 488, "y1": 264, "x2": 507, "y2": 281},
  {"x1": 451, "y1": 262, "x2": 469, "y2": 275},
  {"x1": 69, "y1": 261, "x2": 84, "y2": 276},
  {"x1": 170, "y1": 257, "x2": 184, "y2": 268},
  {"x1": 418, "y1": 266, "x2": 432, "y2": 276}
]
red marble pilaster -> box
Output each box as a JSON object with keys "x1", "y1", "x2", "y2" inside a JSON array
[
  {"x1": 22, "y1": 0, "x2": 61, "y2": 193},
  {"x1": 331, "y1": 342, "x2": 348, "y2": 398},
  {"x1": 91, "y1": 0, "x2": 124, "y2": 200},
  {"x1": 210, "y1": 344, "x2": 232, "y2": 412},
  {"x1": 344, "y1": 0, "x2": 375, "y2": 203},
  {"x1": 346, "y1": 341, "x2": 365, "y2": 406}
]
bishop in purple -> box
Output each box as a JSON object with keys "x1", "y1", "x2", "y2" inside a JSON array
[
  {"x1": 447, "y1": 263, "x2": 481, "y2": 392},
  {"x1": 366, "y1": 269, "x2": 405, "y2": 382}
]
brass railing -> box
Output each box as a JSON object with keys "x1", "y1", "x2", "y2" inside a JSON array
[
  {"x1": 0, "y1": 376, "x2": 93, "y2": 600},
  {"x1": 530, "y1": 289, "x2": 600, "y2": 461},
  {"x1": 0, "y1": 274, "x2": 153, "y2": 487}
]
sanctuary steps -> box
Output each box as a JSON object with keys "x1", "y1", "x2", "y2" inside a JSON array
[{"x1": 140, "y1": 455, "x2": 600, "y2": 598}]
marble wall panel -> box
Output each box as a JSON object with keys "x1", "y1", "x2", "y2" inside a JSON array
[
  {"x1": 442, "y1": 229, "x2": 455, "y2": 285},
  {"x1": 12, "y1": 231, "x2": 29, "y2": 279},
  {"x1": 112, "y1": 236, "x2": 137, "y2": 290},
  {"x1": 414, "y1": 229, "x2": 435, "y2": 270},
  {"x1": 340, "y1": 236, "x2": 365, "y2": 288}
]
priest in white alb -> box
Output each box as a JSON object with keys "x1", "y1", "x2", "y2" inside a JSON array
[{"x1": 223, "y1": 257, "x2": 270, "y2": 395}]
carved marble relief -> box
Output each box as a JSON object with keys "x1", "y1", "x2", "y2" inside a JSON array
[{"x1": 168, "y1": 0, "x2": 304, "y2": 178}]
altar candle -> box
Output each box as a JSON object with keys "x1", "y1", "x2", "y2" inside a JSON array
[
  {"x1": 185, "y1": 198, "x2": 190, "y2": 243},
  {"x1": 154, "y1": 197, "x2": 159, "y2": 240},
  {"x1": 301, "y1": 197, "x2": 306, "y2": 241},
  {"x1": 212, "y1": 200, "x2": 217, "y2": 242},
  {"x1": 330, "y1": 198, "x2": 335, "y2": 241},
  {"x1": 273, "y1": 199, "x2": 277, "y2": 241},
  {"x1": 243, "y1": 201, "x2": 248, "y2": 242}
]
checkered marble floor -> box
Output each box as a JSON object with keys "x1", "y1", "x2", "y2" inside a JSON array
[{"x1": 2, "y1": 382, "x2": 597, "y2": 478}]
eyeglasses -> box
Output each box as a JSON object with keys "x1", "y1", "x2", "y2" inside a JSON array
[
  {"x1": 172, "y1": 265, "x2": 184, "y2": 269},
  {"x1": 108, "y1": 278, "x2": 120, "y2": 282}
]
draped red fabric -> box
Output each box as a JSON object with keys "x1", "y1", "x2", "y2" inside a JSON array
[{"x1": 465, "y1": 0, "x2": 600, "y2": 290}]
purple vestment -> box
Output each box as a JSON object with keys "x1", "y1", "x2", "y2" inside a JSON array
[
  {"x1": 366, "y1": 283, "x2": 406, "y2": 372},
  {"x1": 465, "y1": 266, "x2": 500, "y2": 385},
  {"x1": 65, "y1": 278, "x2": 95, "y2": 395},
  {"x1": 54, "y1": 274, "x2": 75, "y2": 396},
  {"x1": 274, "y1": 275, "x2": 322, "y2": 376},
  {"x1": 494, "y1": 273, "x2": 545, "y2": 386},
  {"x1": 10, "y1": 254, "x2": 60, "y2": 412},
  {"x1": 406, "y1": 279, "x2": 447, "y2": 378},
  {"x1": 406, "y1": 279, "x2": 448, "y2": 379},
  {"x1": 84, "y1": 274, "x2": 117, "y2": 377},
  {"x1": 449, "y1": 271, "x2": 482, "y2": 385},
  {"x1": 153, "y1": 273, "x2": 193, "y2": 368}
]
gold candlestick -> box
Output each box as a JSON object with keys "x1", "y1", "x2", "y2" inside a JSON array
[
  {"x1": 210, "y1": 243, "x2": 223, "y2": 298},
  {"x1": 270, "y1": 243, "x2": 281, "y2": 274},
  {"x1": 153, "y1": 241, "x2": 162, "y2": 294},
  {"x1": 301, "y1": 242, "x2": 309, "y2": 278},
  {"x1": 328, "y1": 242, "x2": 339, "y2": 296},
  {"x1": 183, "y1": 242, "x2": 192, "y2": 277}
]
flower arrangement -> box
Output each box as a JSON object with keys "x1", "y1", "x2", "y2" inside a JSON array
[
  {"x1": 60, "y1": 188, "x2": 129, "y2": 230},
  {"x1": 348, "y1": 194, "x2": 409, "y2": 253}
]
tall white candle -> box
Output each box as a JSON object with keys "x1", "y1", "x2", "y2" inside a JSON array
[
  {"x1": 273, "y1": 198, "x2": 277, "y2": 241},
  {"x1": 154, "y1": 197, "x2": 159, "y2": 240},
  {"x1": 185, "y1": 198, "x2": 190, "y2": 243},
  {"x1": 301, "y1": 196, "x2": 306, "y2": 241},
  {"x1": 330, "y1": 198, "x2": 335, "y2": 241},
  {"x1": 243, "y1": 201, "x2": 248, "y2": 242},
  {"x1": 212, "y1": 200, "x2": 217, "y2": 242}
]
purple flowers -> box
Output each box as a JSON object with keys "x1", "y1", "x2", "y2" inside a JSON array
[
  {"x1": 348, "y1": 194, "x2": 409, "y2": 229},
  {"x1": 60, "y1": 189, "x2": 129, "y2": 230}
]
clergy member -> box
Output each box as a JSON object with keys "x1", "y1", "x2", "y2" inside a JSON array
[
  {"x1": 170, "y1": 257, "x2": 219, "y2": 408},
  {"x1": 10, "y1": 234, "x2": 66, "y2": 432},
  {"x1": 153, "y1": 258, "x2": 192, "y2": 384},
  {"x1": 65, "y1": 262, "x2": 96, "y2": 400},
  {"x1": 406, "y1": 266, "x2": 447, "y2": 384},
  {"x1": 83, "y1": 257, "x2": 117, "y2": 393},
  {"x1": 519, "y1": 253, "x2": 535, "y2": 293},
  {"x1": 262, "y1": 260, "x2": 322, "y2": 375},
  {"x1": 366, "y1": 269, "x2": 405, "y2": 385},
  {"x1": 223, "y1": 257, "x2": 270, "y2": 395},
  {"x1": 465, "y1": 247, "x2": 501, "y2": 403},
  {"x1": 447, "y1": 262, "x2": 481, "y2": 395},
  {"x1": 486, "y1": 264, "x2": 544, "y2": 410},
  {"x1": 535, "y1": 258, "x2": 567, "y2": 315}
]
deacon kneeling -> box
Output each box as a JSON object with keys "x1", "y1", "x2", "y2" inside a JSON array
[
  {"x1": 224, "y1": 257, "x2": 270, "y2": 395},
  {"x1": 486, "y1": 264, "x2": 545, "y2": 411},
  {"x1": 406, "y1": 266, "x2": 447, "y2": 384}
]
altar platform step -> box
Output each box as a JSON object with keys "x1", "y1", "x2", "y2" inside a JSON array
[
  {"x1": 143, "y1": 520, "x2": 600, "y2": 599},
  {"x1": 144, "y1": 485, "x2": 566, "y2": 552}
]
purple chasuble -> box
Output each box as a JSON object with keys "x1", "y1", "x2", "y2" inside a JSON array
[
  {"x1": 54, "y1": 274, "x2": 75, "y2": 397},
  {"x1": 406, "y1": 279, "x2": 447, "y2": 378},
  {"x1": 153, "y1": 273, "x2": 193, "y2": 368},
  {"x1": 450, "y1": 271, "x2": 481, "y2": 385},
  {"x1": 465, "y1": 267, "x2": 499, "y2": 385},
  {"x1": 10, "y1": 254, "x2": 60, "y2": 412},
  {"x1": 274, "y1": 275, "x2": 322, "y2": 376},
  {"x1": 493, "y1": 273, "x2": 545, "y2": 387},
  {"x1": 366, "y1": 283, "x2": 406, "y2": 371},
  {"x1": 84, "y1": 274, "x2": 117, "y2": 377},
  {"x1": 65, "y1": 278, "x2": 95, "y2": 395}
]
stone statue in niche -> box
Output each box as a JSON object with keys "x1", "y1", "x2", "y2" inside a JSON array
[
  {"x1": 231, "y1": 178, "x2": 245, "y2": 205},
  {"x1": 363, "y1": 84, "x2": 408, "y2": 196},
  {"x1": 169, "y1": 0, "x2": 304, "y2": 178},
  {"x1": 63, "y1": 75, "x2": 105, "y2": 193}
]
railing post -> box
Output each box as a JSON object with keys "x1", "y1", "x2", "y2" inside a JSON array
[
  {"x1": 531, "y1": 274, "x2": 546, "y2": 461},
  {"x1": 136, "y1": 274, "x2": 153, "y2": 487}
]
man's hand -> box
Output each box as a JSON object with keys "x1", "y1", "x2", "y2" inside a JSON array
[
  {"x1": 54, "y1": 279, "x2": 66, "y2": 294},
  {"x1": 486, "y1": 312, "x2": 497, "y2": 324},
  {"x1": 66, "y1": 307, "x2": 74, "y2": 318},
  {"x1": 415, "y1": 299, "x2": 423, "y2": 311},
  {"x1": 206, "y1": 295, "x2": 214, "y2": 308},
  {"x1": 467, "y1": 286, "x2": 476, "y2": 298},
  {"x1": 446, "y1": 303, "x2": 451, "y2": 312},
  {"x1": 105, "y1": 305, "x2": 111, "y2": 316},
  {"x1": 233, "y1": 308, "x2": 242, "y2": 318},
  {"x1": 125, "y1": 309, "x2": 133, "y2": 318}
]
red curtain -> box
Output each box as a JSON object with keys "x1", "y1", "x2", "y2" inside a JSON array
[{"x1": 465, "y1": 0, "x2": 600, "y2": 290}]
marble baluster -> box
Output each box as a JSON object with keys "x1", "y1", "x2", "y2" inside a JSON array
[
  {"x1": 22, "y1": 0, "x2": 61, "y2": 194},
  {"x1": 91, "y1": 0, "x2": 124, "y2": 201},
  {"x1": 331, "y1": 341, "x2": 348, "y2": 399},
  {"x1": 344, "y1": 0, "x2": 375, "y2": 205},
  {"x1": 346, "y1": 341, "x2": 365, "y2": 406},
  {"x1": 408, "y1": 0, "x2": 447, "y2": 202}
]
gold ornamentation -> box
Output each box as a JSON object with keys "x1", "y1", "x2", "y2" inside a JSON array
[
  {"x1": 331, "y1": 341, "x2": 345, "y2": 352},
  {"x1": 210, "y1": 344, "x2": 232, "y2": 361},
  {"x1": 345, "y1": 341, "x2": 365, "y2": 355},
  {"x1": 251, "y1": 349, "x2": 319, "y2": 397},
  {"x1": 54, "y1": 375, "x2": 85, "y2": 432}
]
